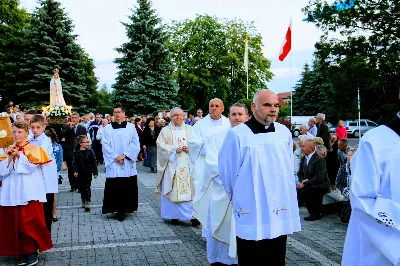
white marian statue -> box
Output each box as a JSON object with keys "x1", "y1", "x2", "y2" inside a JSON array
[{"x1": 50, "y1": 69, "x2": 66, "y2": 106}]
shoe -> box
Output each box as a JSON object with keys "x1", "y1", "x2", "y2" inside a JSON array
[
  {"x1": 17, "y1": 255, "x2": 27, "y2": 266},
  {"x1": 85, "y1": 201, "x2": 90, "y2": 212},
  {"x1": 304, "y1": 214, "x2": 322, "y2": 221},
  {"x1": 171, "y1": 219, "x2": 179, "y2": 225},
  {"x1": 52, "y1": 217, "x2": 59, "y2": 222},
  {"x1": 117, "y1": 212, "x2": 126, "y2": 222},
  {"x1": 26, "y1": 251, "x2": 38, "y2": 266},
  {"x1": 190, "y1": 219, "x2": 200, "y2": 227}
]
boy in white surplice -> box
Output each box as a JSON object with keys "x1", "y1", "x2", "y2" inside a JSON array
[{"x1": 218, "y1": 90, "x2": 301, "y2": 265}]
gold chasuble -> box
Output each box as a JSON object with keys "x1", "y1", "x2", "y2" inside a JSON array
[{"x1": 156, "y1": 123, "x2": 194, "y2": 202}]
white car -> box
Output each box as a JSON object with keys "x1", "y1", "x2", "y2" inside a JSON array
[{"x1": 344, "y1": 119, "x2": 378, "y2": 137}]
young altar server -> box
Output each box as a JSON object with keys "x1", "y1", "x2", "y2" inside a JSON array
[
  {"x1": 29, "y1": 114, "x2": 58, "y2": 234},
  {"x1": 188, "y1": 98, "x2": 230, "y2": 226},
  {"x1": 0, "y1": 122, "x2": 53, "y2": 266},
  {"x1": 101, "y1": 106, "x2": 140, "y2": 222},
  {"x1": 342, "y1": 111, "x2": 400, "y2": 266},
  {"x1": 218, "y1": 90, "x2": 301, "y2": 265},
  {"x1": 156, "y1": 107, "x2": 196, "y2": 225},
  {"x1": 193, "y1": 103, "x2": 249, "y2": 265}
]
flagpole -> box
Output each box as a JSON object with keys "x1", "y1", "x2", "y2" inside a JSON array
[
  {"x1": 290, "y1": 52, "x2": 292, "y2": 120},
  {"x1": 246, "y1": 70, "x2": 249, "y2": 99}
]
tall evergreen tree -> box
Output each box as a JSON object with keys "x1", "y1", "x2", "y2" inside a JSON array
[
  {"x1": 292, "y1": 62, "x2": 328, "y2": 116},
  {"x1": 0, "y1": 0, "x2": 29, "y2": 104},
  {"x1": 17, "y1": 0, "x2": 97, "y2": 112},
  {"x1": 112, "y1": 0, "x2": 178, "y2": 114}
]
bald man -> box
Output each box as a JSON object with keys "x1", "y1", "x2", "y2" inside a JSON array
[
  {"x1": 188, "y1": 98, "x2": 231, "y2": 226},
  {"x1": 218, "y1": 90, "x2": 301, "y2": 265}
]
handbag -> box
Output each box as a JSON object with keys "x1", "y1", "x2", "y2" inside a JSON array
[
  {"x1": 58, "y1": 175, "x2": 63, "y2": 185},
  {"x1": 62, "y1": 161, "x2": 67, "y2": 171}
]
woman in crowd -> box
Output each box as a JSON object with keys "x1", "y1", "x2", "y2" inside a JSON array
[
  {"x1": 142, "y1": 117, "x2": 160, "y2": 173},
  {"x1": 336, "y1": 148, "x2": 356, "y2": 223},
  {"x1": 135, "y1": 117, "x2": 144, "y2": 161},
  {"x1": 335, "y1": 120, "x2": 347, "y2": 140},
  {"x1": 45, "y1": 128, "x2": 63, "y2": 222}
]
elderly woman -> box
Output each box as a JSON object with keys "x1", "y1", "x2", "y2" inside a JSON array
[
  {"x1": 158, "y1": 119, "x2": 166, "y2": 129},
  {"x1": 142, "y1": 118, "x2": 160, "y2": 173}
]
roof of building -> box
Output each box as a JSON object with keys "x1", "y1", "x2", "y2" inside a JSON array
[{"x1": 277, "y1": 92, "x2": 295, "y2": 99}]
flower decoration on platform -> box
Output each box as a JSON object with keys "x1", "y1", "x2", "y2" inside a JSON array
[
  {"x1": 0, "y1": 112, "x2": 8, "y2": 117},
  {"x1": 42, "y1": 104, "x2": 72, "y2": 117}
]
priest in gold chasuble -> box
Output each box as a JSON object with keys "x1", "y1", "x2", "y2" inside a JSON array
[{"x1": 156, "y1": 107, "x2": 196, "y2": 225}]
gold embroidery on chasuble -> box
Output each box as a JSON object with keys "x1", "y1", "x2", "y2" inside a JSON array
[{"x1": 169, "y1": 126, "x2": 193, "y2": 202}]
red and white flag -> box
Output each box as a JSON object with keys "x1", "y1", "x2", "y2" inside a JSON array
[{"x1": 278, "y1": 18, "x2": 292, "y2": 61}]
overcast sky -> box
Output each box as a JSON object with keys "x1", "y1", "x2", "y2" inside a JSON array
[{"x1": 20, "y1": 0, "x2": 324, "y2": 94}]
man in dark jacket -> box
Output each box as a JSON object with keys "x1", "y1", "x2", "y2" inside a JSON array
[
  {"x1": 62, "y1": 112, "x2": 88, "y2": 191},
  {"x1": 316, "y1": 113, "x2": 332, "y2": 151},
  {"x1": 297, "y1": 138, "x2": 331, "y2": 221},
  {"x1": 88, "y1": 113, "x2": 103, "y2": 164}
]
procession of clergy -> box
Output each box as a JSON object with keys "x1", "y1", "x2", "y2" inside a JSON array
[{"x1": 0, "y1": 89, "x2": 399, "y2": 266}]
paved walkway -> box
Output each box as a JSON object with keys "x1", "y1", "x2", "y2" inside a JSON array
[{"x1": 0, "y1": 163, "x2": 348, "y2": 266}]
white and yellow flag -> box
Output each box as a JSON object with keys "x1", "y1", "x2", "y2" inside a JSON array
[{"x1": 243, "y1": 34, "x2": 249, "y2": 73}]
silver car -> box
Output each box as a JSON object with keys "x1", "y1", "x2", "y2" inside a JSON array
[{"x1": 344, "y1": 119, "x2": 378, "y2": 137}]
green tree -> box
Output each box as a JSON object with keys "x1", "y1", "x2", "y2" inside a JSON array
[
  {"x1": 0, "y1": 0, "x2": 29, "y2": 104},
  {"x1": 168, "y1": 15, "x2": 273, "y2": 111},
  {"x1": 303, "y1": 0, "x2": 400, "y2": 122},
  {"x1": 112, "y1": 0, "x2": 178, "y2": 115},
  {"x1": 94, "y1": 84, "x2": 113, "y2": 115},
  {"x1": 17, "y1": 0, "x2": 97, "y2": 112},
  {"x1": 292, "y1": 63, "x2": 328, "y2": 117}
]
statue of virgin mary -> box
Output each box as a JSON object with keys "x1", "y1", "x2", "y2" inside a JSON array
[{"x1": 50, "y1": 69, "x2": 66, "y2": 106}]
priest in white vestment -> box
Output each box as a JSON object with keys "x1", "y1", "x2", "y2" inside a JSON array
[
  {"x1": 218, "y1": 90, "x2": 301, "y2": 265},
  {"x1": 156, "y1": 107, "x2": 196, "y2": 225},
  {"x1": 102, "y1": 106, "x2": 140, "y2": 222},
  {"x1": 189, "y1": 99, "x2": 230, "y2": 224},
  {"x1": 194, "y1": 103, "x2": 249, "y2": 265},
  {"x1": 342, "y1": 111, "x2": 400, "y2": 266}
]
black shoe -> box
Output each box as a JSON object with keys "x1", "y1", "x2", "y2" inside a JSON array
[
  {"x1": 304, "y1": 214, "x2": 322, "y2": 221},
  {"x1": 85, "y1": 207, "x2": 90, "y2": 212},
  {"x1": 117, "y1": 212, "x2": 126, "y2": 222},
  {"x1": 190, "y1": 219, "x2": 200, "y2": 227},
  {"x1": 17, "y1": 255, "x2": 27, "y2": 266},
  {"x1": 171, "y1": 219, "x2": 179, "y2": 225},
  {"x1": 52, "y1": 217, "x2": 59, "y2": 222},
  {"x1": 26, "y1": 251, "x2": 38, "y2": 266}
]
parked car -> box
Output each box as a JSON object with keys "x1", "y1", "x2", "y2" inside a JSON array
[{"x1": 344, "y1": 119, "x2": 378, "y2": 137}]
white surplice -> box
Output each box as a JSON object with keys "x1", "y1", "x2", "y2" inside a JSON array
[
  {"x1": 29, "y1": 133, "x2": 58, "y2": 193},
  {"x1": 156, "y1": 124, "x2": 194, "y2": 220},
  {"x1": 102, "y1": 123, "x2": 140, "y2": 178},
  {"x1": 193, "y1": 127, "x2": 238, "y2": 265},
  {"x1": 188, "y1": 114, "x2": 230, "y2": 205},
  {"x1": 0, "y1": 152, "x2": 47, "y2": 206},
  {"x1": 342, "y1": 125, "x2": 400, "y2": 266},
  {"x1": 218, "y1": 122, "x2": 301, "y2": 242}
]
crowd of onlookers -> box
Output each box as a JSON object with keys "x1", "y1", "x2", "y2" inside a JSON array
[{"x1": 293, "y1": 113, "x2": 356, "y2": 222}]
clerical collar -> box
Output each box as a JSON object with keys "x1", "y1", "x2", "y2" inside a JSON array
[
  {"x1": 173, "y1": 124, "x2": 182, "y2": 130},
  {"x1": 111, "y1": 121, "x2": 127, "y2": 129},
  {"x1": 245, "y1": 116, "x2": 275, "y2": 134}
]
